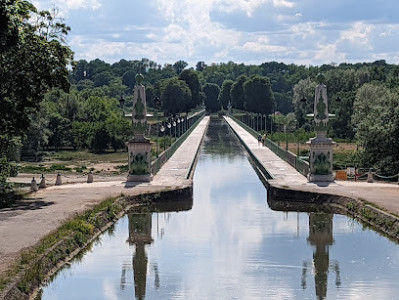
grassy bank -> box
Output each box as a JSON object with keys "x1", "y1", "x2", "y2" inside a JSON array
[{"x1": 0, "y1": 194, "x2": 140, "y2": 299}]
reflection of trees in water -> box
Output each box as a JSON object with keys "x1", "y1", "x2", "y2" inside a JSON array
[
  {"x1": 202, "y1": 117, "x2": 243, "y2": 157},
  {"x1": 302, "y1": 213, "x2": 341, "y2": 300}
]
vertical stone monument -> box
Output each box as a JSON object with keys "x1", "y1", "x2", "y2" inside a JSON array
[
  {"x1": 126, "y1": 73, "x2": 153, "y2": 182},
  {"x1": 307, "y1": 74, "x2": 335, "y2": 182}
]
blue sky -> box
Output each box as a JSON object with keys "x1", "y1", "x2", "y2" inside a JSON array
[{"x1": 33, "y1": 0, "x2": 399, "y2": 67}]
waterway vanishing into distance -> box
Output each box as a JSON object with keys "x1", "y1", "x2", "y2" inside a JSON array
[{"x1": 41, "y1": 117, "x2": 399, "y2": 299}]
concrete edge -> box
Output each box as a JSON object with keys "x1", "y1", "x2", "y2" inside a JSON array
[
  {"x1": 185, "y1": 116, "x2": 210, "y2": 180},
  {"x1": 223, "y1": 117, "x2": 399, "y2": 243},
  {"x1": 267, "y1": 183, "x2": 399, "y2": 243},
  {"x1": 224, "y1": 116, "x2": 275, "y2": 180}
]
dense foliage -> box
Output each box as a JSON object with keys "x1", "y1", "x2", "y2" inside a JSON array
[
  {"x1": 2, "y1": 1, "x2": 399, "y2": 182},
  {"x1": 1, "y1": 0, "x2": 72, "y2": 203}
]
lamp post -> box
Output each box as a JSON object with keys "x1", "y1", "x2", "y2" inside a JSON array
[
  {"x1": 173, "y1": 120, "x2": 176, "y2": 139},
  {"x1": 119, "y1": 95, "x2": 125, "y2": 116},
  {"x1": 263, "y1": 114, "x2": 267, "y2": 133},
  {"x1": 160, "y1": 125, "x2": 165, "y2": 151},
  {"x1": 181, "y1": 117, "x2": 185, "y2": 134},
  {"x1": 177, "y1": 118, "x2": 180, "y2": 137},
  {"x1": 269, "y1": 113, "x2": 273, "y2": 135},
  {"x1": 167, "y1": 122, "x2": 171, "y2": 147}
]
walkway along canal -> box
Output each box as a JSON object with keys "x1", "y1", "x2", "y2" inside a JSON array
[{"x1": 39, "y1": 117, "x2": 399, "y2": 299}]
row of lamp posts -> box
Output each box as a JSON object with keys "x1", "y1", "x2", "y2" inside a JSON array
[
  {"x1": 241, "y1": 113, "x2": 272, "y2": 133},
  {"x1": 158, "y1": 115, "x2": 187, "y2": 153},
  {"x1": 119, "y1": 93, "x2": 189, "y2": 156}
]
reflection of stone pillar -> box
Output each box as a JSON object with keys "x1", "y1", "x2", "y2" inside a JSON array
[
  {"x1": 133, "y1": 244, "x2": 147, "y2": 300},
  {"x1": 128, "y1": 213, "x2": 153, "y2": 300},
  {"x1": 127, "y1": 73, "x2": 153, "y2": 182},
  {"x1": 307, "y1": 213, "x2": 334, "y2": 300}
]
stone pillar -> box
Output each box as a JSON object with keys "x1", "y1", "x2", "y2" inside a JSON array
[
  {"x1": 55, "y1": 173, "x2": 62, "y2": 185},
  {"x1": 31, "y1": 177, "x2": 38, "y2": 192},
  {"x1": 87, "y1": 171, "x2": 93, "y2": 183},
  {"x1": 307, "y1": 74, "x2": 335, "y2": 183},
  {"x1": 307, "y1": 133, "x2": 335, "y2": 182},
  {"x1": 126, "y1": 73, "x2": 153, "y2": 182},
  {"x1": 39, "y1": 174, "x2": 46, "y2": 188},
  {"x1": 367, "y1": 171, "x2": 374, "y2": 183},
  {"x1": 126, "y1": 139, "x2": 153, "y2": 182}
]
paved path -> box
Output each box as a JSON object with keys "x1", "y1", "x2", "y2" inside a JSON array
[
  {"x1": 0, "y1": 116, "x2": 209, "y2": 276},
  {"x1": 224, "y1": 116, "x2": 399, "y2": 215}
]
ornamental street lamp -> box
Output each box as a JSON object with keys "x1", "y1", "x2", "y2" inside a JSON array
[
  {"x1": 181, "y1": 117, "x2": 184, "y2": 134},
  {"x1": 119, "y1": 95, "x2": 125, "y2": 116},
  {"x1": 173, "y1": 121, "x2": 176, "y2": 139},
  {"x1": 177, "y1": 118, "x2": 181, "y2": 137},
  {"x1": 167, "y1": 122, "x2": 171, "y2": 147},
  {"x1": 160, "y1": 125, "x2": 165, "y2": 150}
]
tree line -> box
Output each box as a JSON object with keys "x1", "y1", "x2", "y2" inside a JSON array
[{"x1": 2, "y1": 0, "x2": 399, "y2": 205}]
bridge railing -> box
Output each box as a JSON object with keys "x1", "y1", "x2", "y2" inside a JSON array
[
  {"x1": 150, "y1": 111, "x2": 205, "y2": 175},
  {"x1": 230, "y1": 115, "x2": 309, "y2": 177}
]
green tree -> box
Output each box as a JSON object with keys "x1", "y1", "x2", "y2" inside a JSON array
[
  {"x1": 352, "y1": 83, "x2": 399, "y2": 174},
  {"x1": 203, "y1": 83, "x2": 220, "y2": 113},
  {"x1": 218, "y1": 80, "x2": 234, "y2": 109},
  {"x1": 292, "y1": 78, "x2": 318, "y2": 128},
  {"x1": 173, "y1": 60, "x2": 188, "y2": 75},
  {"x1": 230, "y1": 75, "x2": 247, "y2": 110},
  {"x1": 93, "y1": 71, "x2": 114, "y2": 87},
  {"x1": 0, "y1": 2, "x2": 72, "y2": 137},
  {"x1": 243, "y1": 75, "x2": 274, "y2": 114},
  {"x1": 179, "y1": 69, "x2": 202, "y2": 108},
  {"x1": 160, "y1": 77, "x2": 192, "y2": 115}
]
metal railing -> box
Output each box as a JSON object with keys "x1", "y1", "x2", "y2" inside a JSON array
[
  {"x1": 150, "y1": 111, "x2": 205, "y2": 175},
  {"x1": 230, "y1": 115, "x2": 309, "y2": 177}
]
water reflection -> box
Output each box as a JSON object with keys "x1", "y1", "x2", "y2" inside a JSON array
[
  {"x1": 123, "y1": 196, "x2": 194, "y2": 300},
  {"x1": 40, "y1": 117, "x2": 399, "y2": 300},
  {"x1": 126, "y1": 213, "x2": 153, "y2": 299},
  {"x1": 302, "y1": 213, "x2": 341, "y2": 300}
]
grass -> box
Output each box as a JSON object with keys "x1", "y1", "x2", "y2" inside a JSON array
[
  {"x1": 0, "y1": 196, "x2": 126, "y2": 295},
  {"x1": 48, "y1": 150, "x2": 127, "y2": 164}
]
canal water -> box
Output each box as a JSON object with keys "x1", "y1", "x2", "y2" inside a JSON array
[{"x1": 41, "y1": 117, "x2": 399, "y2": 299}]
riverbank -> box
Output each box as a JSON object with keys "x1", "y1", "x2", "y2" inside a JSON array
[
  {"x1": 224, "y1": 116, "x2": 399, "y2": 241},
  {"x1": 0, "y1": 116, "x2": 210, "y2": 299}
]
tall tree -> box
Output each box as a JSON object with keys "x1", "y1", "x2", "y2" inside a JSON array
[
  {"x1": 243, "y1": 75, "x2": 274, "y2": 115},
  {"x1": 173, "y1": 60, "x2": 188, "y2": 75},
  {"x1": 203, "y1": 83, "x2": 220, "y2": 113},
  {"x1": 292, "y1": 78, "x2": 318, "y2": 128},
  {"x1": 352, "y1": 83, "x2": 399, "y2": 174},
  {"x1": 230, "y1": 75, "x2": 247, "y2": 110},
  {"x1": 179, "y1": 69, "x2": 202, "y2": 109},
  {"x1": 0, "y1": 2, "x2": 73, "y2": 138},
  {"x1": 160, "y1": 77, "x2": 192, "y2": 115},
  {"x1": 218, "y1": 80, "x2": 234, "y2": 110}
]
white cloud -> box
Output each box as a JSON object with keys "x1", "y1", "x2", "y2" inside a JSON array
[
  {"x1": 62, "y1": 0, "x2": 102, "y2": 10},
  {"x1": 315, "y1": 43, "x2": 345, "y2": 63},
  {"x1": 32, "y1": 0, "x2": 102, "y2": 18},
  {"x1": 289, "y1": 22, "x2": 320, "y2": 39},
  {"x1": 340, "y1": 22, "x2": 374, "y2": 49},
  {"x1": 241, "y1": 36, "x2": 289, "y2": 53}
]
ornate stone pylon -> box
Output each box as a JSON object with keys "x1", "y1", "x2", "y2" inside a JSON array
[
  {"x1": 307, "y1": 74, "x2": 335, "y2": 182},
  {"x1": 126, "y1": 73, "x2": 153, "y2": 182}
]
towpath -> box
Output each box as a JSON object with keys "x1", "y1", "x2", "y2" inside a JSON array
[
  {"x1": 224, "y1": 116, "x2": 399, "y2": 215},
  {"x1": 0, "y1": 116, "x2": 210, "y2": 277}
]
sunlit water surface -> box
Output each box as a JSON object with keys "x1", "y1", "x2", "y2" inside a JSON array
[{"x1": 41, "y1": 118, "x2": 399, "y2": 300}]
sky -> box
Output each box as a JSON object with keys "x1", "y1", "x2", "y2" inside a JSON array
[{"x1": 32, "y1": 0, "x2": 399, "y2": 67}]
